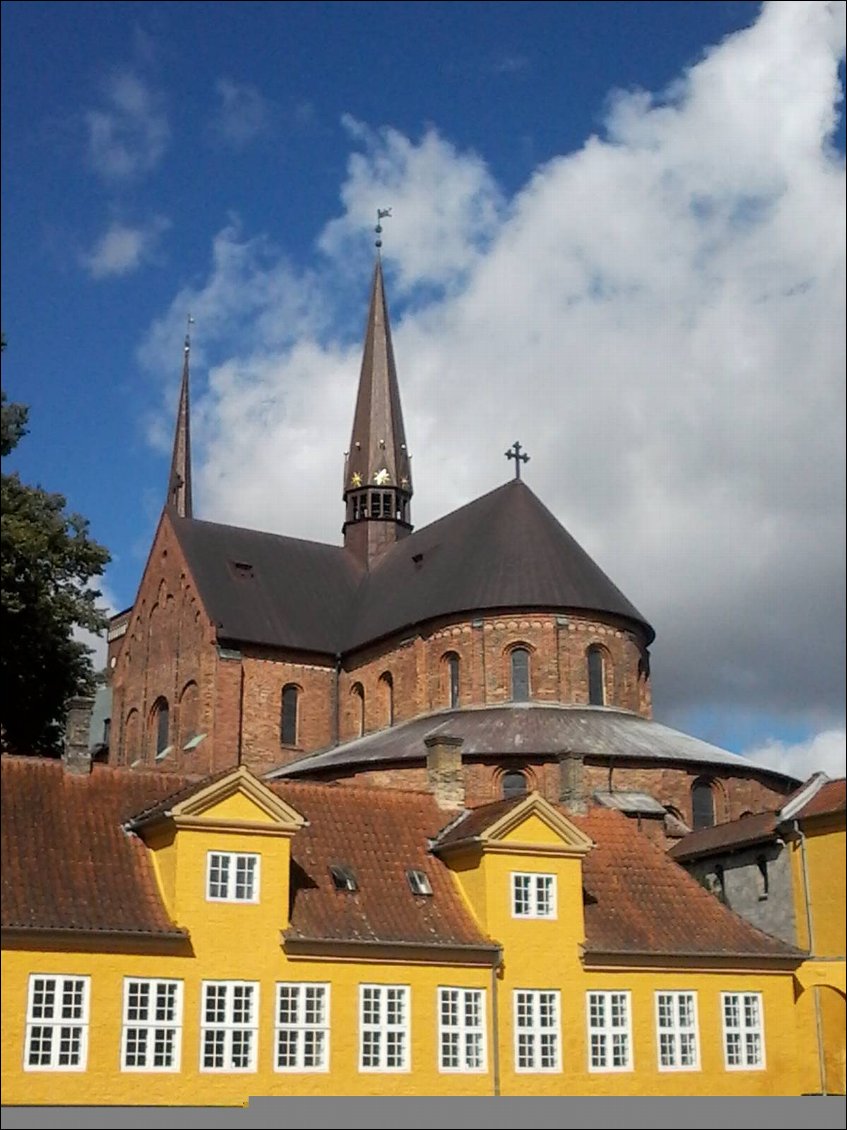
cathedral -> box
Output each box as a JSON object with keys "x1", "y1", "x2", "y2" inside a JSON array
[{"x1": 103, "y1": 248, "x2": 799, "y2": 840}]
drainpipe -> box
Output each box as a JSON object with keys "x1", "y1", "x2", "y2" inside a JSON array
[
  {"x1": 794, "y1": 821, "x2": 826, "y2": 1095},
  {"x1": 490, "y1": 949, "x2": 503, "y2": 1097}
]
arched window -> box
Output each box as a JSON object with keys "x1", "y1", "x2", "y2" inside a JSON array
[
  {"x1": 179, "y1": 681, "x2": 200, "y2": 749},
  {"x1": 123, "y1": 708, "x2": 140, "y2": 766},
  {"x1": 510, "y1": 647, "x2": 530, "y2": 702},
  {"x1": 691, "y1": 777, "x2": 716, "y2": 829},
  {"x1": 587, "y1": 646, "x2": 605, "y2": 706},
  {"x1": 151, "y1": 697, "x2": 170, "y2": 757},
  {"x1": 380, "y1": 672, "x2": 394, "y2": 727},
  {"x1": 281, "y1": 684, "x2": 299, "y2": 746},
  {"x1": 351, "y1": 683, "x2": 365, "y2": 737},
  {"x1": 502, "y1": 770, "x2": 528, "y2": 799},
  {"x1": 445, "y1": 652, "x2": 460, "y2": 709}
]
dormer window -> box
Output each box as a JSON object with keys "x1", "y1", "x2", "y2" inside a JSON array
[
  {"x1": 207, "y1": 852, "x2": 260, "y2": 903},
  {"x1": 511, "y1": 872, "x2": 556, "y2": 919},
  {"x1": 406, "y1": 869, "x2": 433, "y2": 896},
  {"x1": 329, "y1": 864, "x2": 358, "y2": 892}
]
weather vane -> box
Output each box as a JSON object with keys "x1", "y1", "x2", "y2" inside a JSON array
[{"x1": 375, "y1": 208, "x2": 392, "y2": 249}]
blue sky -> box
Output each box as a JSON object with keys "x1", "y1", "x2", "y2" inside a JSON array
[{"x1": 2, "y1": 2, "x2": 845, "y2": 778}]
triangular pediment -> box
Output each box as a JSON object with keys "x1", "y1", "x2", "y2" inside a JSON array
[
  {"x1": 435, "y1": 792, "x2": 593, "y2": 858},
  {"x1": 167, "y1": 766, "x2": 307, "y2": 833}
]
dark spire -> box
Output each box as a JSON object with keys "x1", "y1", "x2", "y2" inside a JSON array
[
  {"x1": 343, "y1": 238, "x2": 413, "y2": 566},
  {"x1": 166, "y1": 323, "x2": 193, "y2": 519}
]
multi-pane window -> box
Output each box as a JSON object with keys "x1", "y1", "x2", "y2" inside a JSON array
[
  {"x1": 655, "y1": 991, "x2": 699, "y2": 1071},
  {"x1": 513, "y1": 990, "x2": 560, "y2": 1072},
  {"x1": 122, "y1": 979, "x2": 182, "y2": 1071},
  {"x1": 587, "y1": 991, "x2": 632, "y2": 1071},
  {"x1": 722, "y1": 992, "x2": 765, "y2": 1069},
  {"x1": 200, "y1": 982, "x2": 258, "y2": 1072},
  {"x1": 511, "y1": 872, "x2": 556, "y2": 918},
  {"x1": 359, "y1": 985, "x2": 409, "y2": 1072},
  {"x1": 438, "y1": 988, "x2": 486, "y2": 1073},
  {"x1": 275, "y1": 984, "x2": 330, "y2": 1072},
  {"x1": 206, "y1": 852, "x2": 260, "y2": 902},
  {"x1": 24, "y1": 975, "x2": 90, "y2": 1071}
]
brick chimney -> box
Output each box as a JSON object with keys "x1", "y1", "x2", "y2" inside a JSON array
[
  {"x1": 559, "y1": 752, "x2": 586, "y2": 815},
  {"x1": 425, "y1": 734, "x2": 465, "y2": 810},
  {"x1": 62, "y1": 696, "x2": 95, "y2": 775}
]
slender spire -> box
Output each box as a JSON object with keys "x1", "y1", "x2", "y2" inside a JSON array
[
  {"x1": 343, "y1": 220, "x2": 413, "y2": 565},
  {"x1": 166, "y1": 319, "x2": 193, "y2": 519}
]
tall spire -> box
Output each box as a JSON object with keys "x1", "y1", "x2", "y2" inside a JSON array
[
  {"x1": 166, "y1": 324, "x2": 193, "y2": 518},
  {"x1": 343, "y1": 237, "x2": 413, "y2": 566}
]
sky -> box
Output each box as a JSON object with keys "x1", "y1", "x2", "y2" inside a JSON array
[{"x1": 2, "y1": 1, "x2": 845, "y2": 780}]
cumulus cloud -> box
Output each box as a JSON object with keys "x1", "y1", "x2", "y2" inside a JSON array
[
  {"x1": 81, "y1": 216, "x2": 170, "y2": 279},
  {"x1": 85, "y1": 69, "x2": 169, "y2": 180},
  {"x1": 141, "y1": 1, "x2": 845, "y2": 755},
  {"x1": 209, "y1": 79, "x2": 272, "y2": 149},
  {"x1": 745, "y1": 730, "x2": 847, "y2": 781}
]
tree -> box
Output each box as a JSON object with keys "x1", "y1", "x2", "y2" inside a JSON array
[{"x1": 1, "y1": 389, "x2": 111, "y2": 755}]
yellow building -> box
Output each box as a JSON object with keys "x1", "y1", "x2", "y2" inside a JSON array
[{"x1": 1, "y1": 751, "x2": 815, "y2": 1105}]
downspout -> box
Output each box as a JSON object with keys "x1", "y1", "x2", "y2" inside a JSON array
[
  {"x1": 795, "y1": 821, "x2": 826, "y2": 1095},
  {"x1": 491, "y1": 948, "x2": 503, "y2": 1097}
]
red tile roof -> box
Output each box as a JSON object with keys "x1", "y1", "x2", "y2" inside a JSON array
[
  {"x1": 0, "y1": 758, "x2": 189, "y2": 937},
  {"x1": 667, "y1": 811, "x2": 780, "y2": 862},
  {"x1": 790, "y1": 778, "x2": 846, "y2": 821},
  {"x1": 575, "y1": 808, "x2": 799, "y2": 960}
]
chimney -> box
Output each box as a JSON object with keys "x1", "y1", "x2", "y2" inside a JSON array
[
  {"x1": 425, "y1": 734, "x2": 465, "y2": 810},
  {"x1": 559, "y1": 752, "x2": 586, "y2": 815},
  {"x1": 62, "y1": 696, "x2": 95, "y2": 775}
]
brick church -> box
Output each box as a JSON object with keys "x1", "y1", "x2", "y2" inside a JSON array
[{"x1": 104, "y1": 250, "x2": 797, "y2": 842}]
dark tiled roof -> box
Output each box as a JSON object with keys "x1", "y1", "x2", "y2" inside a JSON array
[
  {"x1": 270, "y1": 782, "x2": 493, "y2": 950},
  {"x1": 171, "y1": 480, "x2": 653, "y2": 655},
  {"x1": 171, "y1": 516, "x2": 363, "y2": 653},
  {"x1": 667, "y1": 811, "x2": 780, "y2": 862},
  {"x1": 790, "y1": 778, "x2": 846, "y2": 821},
  {"x1": 275, "y1": 703, "x2": 798, "y2": 783},
  {"x1": 0, "y1": 758, "x2": 187, "y2": 937},
  {"x1": 576, "y1": 809, "x2": 800, "y2": 960}
]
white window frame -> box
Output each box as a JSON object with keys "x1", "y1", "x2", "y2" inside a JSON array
[
  {"x1": 655, "y1": 991, "x2": 699, "y2": 1072},
  {"x1": 511, "y1": 872, "x2": 557, "y2": 919},
  {"x1": 359, "y1": 985, "x2": 410, "y2": 1073},
  {"x1": 121, "y1": 978, "x2": 183, "y2": 1072},
  {"x1": 513, "y1": 989, "x2": 561, "y2": 1073},
  {"x1": 24, "y1": 975, "x2": 90, "y2": 1072},
  {"x1": 721, "y1": 992, "x2": 766, "y2": 1070},
  {"x1": 438, "y1": 987, "x2": 487, "y2": 1073},
  {"x1": 587, "y1": 991, "x2": 633, "y2": 1072},
  {"x1": 199, "y1": 981, "x2": 259, "y2": 1072},
  {"x1": 275, "y1": 983, "x2": 330, "y2": 1073},
  {"x1": 205, "y1": 851, "x2": 260, "y2": 903}
]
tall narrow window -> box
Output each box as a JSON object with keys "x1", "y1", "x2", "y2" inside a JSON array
[
  {"x1": 513, "y1": 990, "x2": 560, "y2": 1072},
  {"x1": 351, "y1": 683, "x2": 365, "y2": 737},
  {"x1": 152, "y1": 698, "x2": 170, "y2": 757},
  {"x1": 438, "y1": 988, "x2": 486, "y2": 1073},
  {"x1": 691, "y1": 778, "x2": 716, "y2": 829},
  {"x1": 200, "y1": 982, "x2": 258, "y2": 1072},
  {"x1": 380, "y1": 673, "x2": 394, "y2": 727},
  {"x1": 587, "y1": 991, "x2": 632, "y2": 1072},
  {"x1": 510, "y1": 647, "x2": 530, "y2": 702},
  {"x1": 122, "y1": 979, "x2": 183, "y2": 1072},
  {"x1": 275, "y1": 984, "x2": 330, "y2": 1072},
  {"x1": 587, "y1": 646, "x2": 605, "y2": 706},
  {"x1": 722, "y1": 993, "x2": 765, "y2": 1070},
  {"x1": 656, "y1": 992, "x2": 699, "y2": 1071},
  {"x1": 446, "y1": 653, "x2": 460, "y2": 709},
  {"x1": 25, "y1": 975, "x2": 90, "y2": 1072},
  {"x1": 281, "y1": 684, "x2": 299, "y2": 746},
  {"x1": 359, "y1": 985, "x2": 409, "y2": 1072}
]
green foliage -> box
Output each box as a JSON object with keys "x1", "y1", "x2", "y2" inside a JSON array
[{"x1": 1, "y1": 389, "x2": 111, "y2": 754}]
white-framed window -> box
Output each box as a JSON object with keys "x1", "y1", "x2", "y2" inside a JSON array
[
  {"x1": 438, "y1": 987, "x2": 486, "y2": 1073},
  {"x1": 655, "y1": 991, "x2": 699, "y2": 1071},
  {"x1": 722, "y1": 992, "x2": 765, "y2": 1070},
  {"x1": 24, "y1": 975, "x2": 90, "y2": 1071},
  {"x1": 511, "y1": 872, "x2": 556, "y2": 919},
  {"x1": 206, "y1": 851, "x2": 260, "y2": 903},
  {"x1": 359, "y1": 985, "x2": 410, "y2": 1072},
  {"x1": 513, "y1": 990, "x2": 561, "y2": 1072},
  {"x1": 121, "y1": 978, "x2": 183, "y2": 1071},
  {"x1": 275, "y1": 983, "x2": 330, "y2": 1072},
  {"x1": 587, "y1": 991, "x2": 632, "y2": 1072},
  {"x1": 200, "y1": 981, "x2": 258, "y2": 1072}
]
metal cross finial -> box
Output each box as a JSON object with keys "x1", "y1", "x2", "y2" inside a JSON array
[
  {"x1": 375, "y1": 208, "x2": 392, "y2": 249},
  {"x1": 505, "y1": 441, "x2": 530, "y2": 480},
  {"x1": 185, "y1": 313, "x2": 195, "y2": 352}
]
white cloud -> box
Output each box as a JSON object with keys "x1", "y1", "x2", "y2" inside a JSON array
[
  {"x1": 745, "y1": 730, "x2": 847, "y2": 781},
  {"x1": 81, "y1": 217, "x2": 170, "y2": 279},
  {"x1": 142, "y1": 1, "x2": 846, "y2": 746},
  {"x1": 209, "y1": 79, "x2": 272, "y2": 148},
  {"x1": 85, "y1": 69, "x2": 169, "y2": 180}
]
